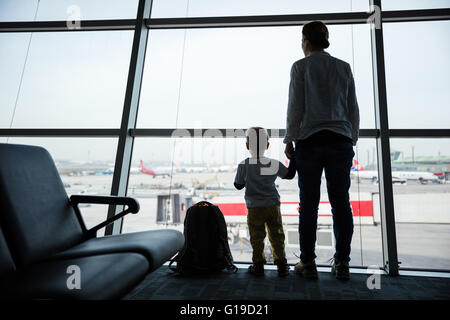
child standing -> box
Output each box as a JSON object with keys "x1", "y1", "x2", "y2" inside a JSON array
[{"x1": 234, "y1": 127, "x2": 296, "y2": 276}]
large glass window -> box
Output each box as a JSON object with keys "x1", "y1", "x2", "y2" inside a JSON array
[
  {"x1": 0, "y1": 31, "x2": 134, "y2": 128},
  {"x1": 390, "y1": 138, "x2": 450, "y2": 270},
  {"x1": 138, "y1": 24, "x2": 374, "y2": 129},
  {"x1": 384, "y1": 21, "x2": 450, "y2": 129}
]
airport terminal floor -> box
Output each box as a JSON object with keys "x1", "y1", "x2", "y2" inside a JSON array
[{"x1": 124, "y1": 264, "x2": 450, "y2": 300}]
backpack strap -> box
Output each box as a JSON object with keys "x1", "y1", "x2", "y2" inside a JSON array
[
  {"x1": 168, "y1": 253, "x2": 180, "y2": 272},
  {"x1": 220, "y1": 238, "x2": 238, "y2": 273},
  {"x1": 168, "y1": 243, "x2": 188, "y2": 273}
]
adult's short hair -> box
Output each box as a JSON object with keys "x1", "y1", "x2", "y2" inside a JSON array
[{"x1": 302, "y1": 21, "x2": 330, "y2": 49}]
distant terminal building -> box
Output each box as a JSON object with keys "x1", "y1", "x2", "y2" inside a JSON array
[
  {"x1": 392, "y1": 156, "x2": 450, "y2": 174},
  {"x1": 364, "y1": 151, "x2": 450, "y2": 176}
]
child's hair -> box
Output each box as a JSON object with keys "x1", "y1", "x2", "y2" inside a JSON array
[{"x1": 245, "y1": 127, "x2": 269, "y2": 158}]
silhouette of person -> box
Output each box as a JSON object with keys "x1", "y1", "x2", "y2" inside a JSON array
[
  {"x1": 234, "y1": 127, "x2": 296, "y2": 277},
  {"x1": 284, "y1": 21, "x2": 360, "y2": 280}
]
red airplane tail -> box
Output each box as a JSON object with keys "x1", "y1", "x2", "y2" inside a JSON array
[
  {"x1": 139, "y1": 160, "x2": 157, "y2": 176},
  {"x1": 352, "y1": 159, "x2": 366, "y2": 171}
]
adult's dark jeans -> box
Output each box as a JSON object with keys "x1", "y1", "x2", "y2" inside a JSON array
[{"x1": 294, "y1": 141, "x2": 355, "y2": 263}]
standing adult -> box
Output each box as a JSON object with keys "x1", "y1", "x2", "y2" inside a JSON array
[{"x1": 284, "y1": 21, "x2": 360, "y2": 280}]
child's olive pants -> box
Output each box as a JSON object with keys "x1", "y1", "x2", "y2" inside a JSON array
[{"x1": 247, "y1": 204, "x2": 286, "y2": 264}]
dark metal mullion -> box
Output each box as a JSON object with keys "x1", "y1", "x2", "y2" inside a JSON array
[
  {"x1": 0, "y1": 19, "x2": 136, "y2": 32},
  {"x1": 105, "y1": 0, "x2": 152, "y2": 236},
  {"x1": 382, "y1": 8, "x2": 450, "y2": 23},
  {"x1": 0, "y1": 128, "x2": 120, "y2": 137},
  {"x1": 146, "y1": 9, "x2": 450, "y2": 29},
  {"x1": 147, "y1": 11, "x2": 371, "y2": 29},
  {"x1": 370, "y1": 0, "x2": 399, "y2": 276},
  {"x1": 129, "y1": 128, "x2": 380, "y2": 138},
  {"x1": 5, "y1": 128, "x2": 450, "y2": 139},
  {"x1": 389, "y1": 129, "x2": 450, "y2": 138},
  {"x1": 1, "y1": 8, "x2": 448, "y2": 33}
]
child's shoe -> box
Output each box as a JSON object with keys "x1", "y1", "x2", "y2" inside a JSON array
[
  {"x1": 248, "y1": 262, "x2": 264, "y2": 276},
  {"x1": 275, "y1": 258, "x2": 290, "y2": 277}
]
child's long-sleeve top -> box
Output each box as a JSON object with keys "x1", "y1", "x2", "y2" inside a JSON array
[{"x1": 233, "y1": 157, "x2": 296, "y2": 208}]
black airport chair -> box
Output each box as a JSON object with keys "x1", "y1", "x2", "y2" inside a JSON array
[{"x1": 0, "y1": 143, "x2": 184, "y2": 299}]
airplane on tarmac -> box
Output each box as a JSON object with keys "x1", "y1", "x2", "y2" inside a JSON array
[
  {"x1": 135, "y1": 160, "x2": 171, "y2": 178},
  {"x1": 351, "y1": 160, "x2": 439, "y2": 184}
]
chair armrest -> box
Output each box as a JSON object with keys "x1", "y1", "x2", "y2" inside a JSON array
[
  {"x1": 69, "y1": 195, "x2": 140, "y2": 238},
  {"x1": 70, "y1": 195, "x2": 139, "y2": 213}
]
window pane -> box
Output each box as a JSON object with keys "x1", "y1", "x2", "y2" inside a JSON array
[
  {"x1": 0, "y1": 0, "x2": 138, "y2": 21},
  {"x1": 390, "y1": 138, "x2": 450, "y2": 270},
  {"x1": 138, "y1": 24, "x2": 375, "y2": 129},
  {"x1": 125, "y1": 137, "x2": 382, "y2": 267},
  {"x1": 4, "y1": 138, "x2": 118, "y2": 231},
  {"x1": 382, "y1": 0, "x2": 450, "y2": 11},
  {"x1": 0, "y1": 33, "x2": 30, "y2": 128},
  {"x1": 0, "y1": 31, "x2": 133, "y2": 128},
  {"x1": 352, "y1": 139, "x2": 383, "y2": 267},
  {"x1": 384, "y1": 21, "x2": 450, "y2": 129},
  {"x1": 151, "y1": 0, "x2": 369, "y2": 18}
]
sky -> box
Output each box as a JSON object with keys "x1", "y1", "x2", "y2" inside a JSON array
[{"x1": 0, "y1": 0, "x2": 449, "y2": 165}]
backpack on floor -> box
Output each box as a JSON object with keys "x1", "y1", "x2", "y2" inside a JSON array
[{"x1": 169, "y1": 201, "x2": 238, "y2": 275}]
